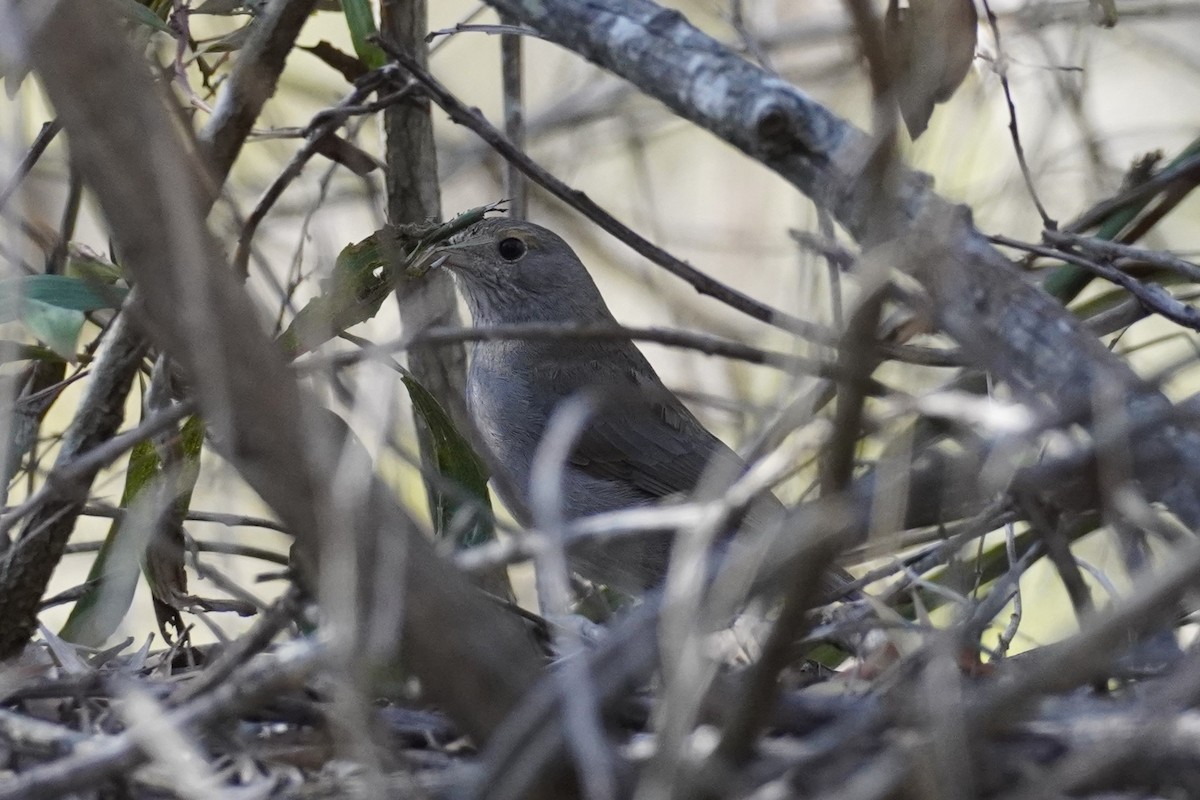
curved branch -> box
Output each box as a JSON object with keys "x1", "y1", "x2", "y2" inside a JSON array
[{"x1": 479, "y1": 0, "x2": 1200, "y2": 527}]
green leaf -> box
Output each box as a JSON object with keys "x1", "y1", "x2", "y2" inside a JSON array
[
  {"x1": 59, "y1": 438, "x2": 160, "y2": 646},
  {"x1": 144, "y1": 416, "x2": 206, "y2": 639},
  {"x1": 398, "y1": 371, "x2": 511, "y2": 599},
  {"x1": 20, "y1": 301, "x2": 84, "y2": 361},
  {"x1": 0, "y1": 275, "x2": 128, "y2": 320},
  {"x1": 278, "y1": 203, "x2": 504, "y2": 358},
  {"x1": 115, "y1": 0, "x2": 173, "y2": 33},
  {"x1": 65, "y1": 247, "x2": 125, "y2": 285},
  {"x1": 0, "y1": 275, "x2": 128, "y2": 361},
  {"x1": 278, "y1": 233, "x2": 390, "y2": 357},
  {"x1": 401, "y1": 374, "x2": 494, "y2": 550},
  {"x1": 60, "y1": 415, "x2": 205, "y2": 646},
  {"x1": 1045, "y1": 135, "x2": 1200, "y2": 304},
  {"x1": 341, "y1": 0, "x2": 386, "y2": 69}
]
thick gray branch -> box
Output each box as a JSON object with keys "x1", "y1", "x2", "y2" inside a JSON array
[
  {"x1": 198, "y1": 0, "x2": 320, "y2": 185},
  {"x1": 481, "y1": 0, "x2": 1200, "y2": 525},
  {"x1": 0, "y1": 311, "x2": 147, "y2": 658}
]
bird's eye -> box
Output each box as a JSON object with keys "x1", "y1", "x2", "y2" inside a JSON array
[{"x1": 497, "y1": 237, "x2": 526, "y2": 262}]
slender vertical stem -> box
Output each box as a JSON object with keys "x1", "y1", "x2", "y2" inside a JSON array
[
  {"x1": 380, "y1": 0, "x2": 475, "y2": 471},
  {"x1": 500, "y1": 13, "x2": 527, "y2": 219}
]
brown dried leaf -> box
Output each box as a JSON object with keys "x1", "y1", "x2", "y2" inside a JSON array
[{"x1": 885, "y1": 0, "x2": 979, "y2": 139}]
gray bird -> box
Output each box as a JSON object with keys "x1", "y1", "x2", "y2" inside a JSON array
[{"x1": 434, "y1": 218, "x2": 786, "y2": 593}]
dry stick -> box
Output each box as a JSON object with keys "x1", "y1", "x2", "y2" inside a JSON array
[
  {"x1": 956, "y1": 539, "x2": 1044, "y2": 650},
  {"x1": 480, "y1": 495, "x2": 858, "y2": 800},
  {"x1": 1065, "y1": 151, "x2": 1200, "y2": 234},
  {"x1": 0, "y1": 398, "x2": 195, "y2": 536},
  {"x1": 0, "y1": 639, "x2": 322, "y2": 800},
  {"x1": 528, "y1": 399, "x2": 618, "y2": 800},
  {"x1": 973, "y1": 531, "x2": 1200, "y2": 732},
  {"x1": 0, "y1": 707, "x2": 84, "y2": 758},
  {"x1": 1044, "y1": 229, "x2": 1200, "y2": 284},
  {"x1": 1003, "y1": 646, "x2": 1200, "y2": 798},
  {"x1": 993, "y1": 233, "x2": 1200, "y2": 332},
  {"x1": 981, "y1": 0, "x2": 1055, "y2": 230},
  {"x1": 428, "y1": 22, "x2": 542, "y2": 41},
  {"x1": 500, "y1": 12, "x2": 528, "y2": 219},
  {"x1": 1087, "y1": 287, "x2": 1200, "y2": 341},
  {"x1": 872, "y1": 502, "x2": 1018, "y2": 607},
  {"x1": 380, "y1": 0, "x2": 485, "y2": 588},
  {"x1": 47, "y1": 170, "x2": 83, "y2": 276},
  {"x1": 0, "y1": 119, "x2": 61, "y2": 212},
  {"x1": 62, "y1": 537, "x2": 288, "y2": 567},
  {"x1": 69, "y1": 504, "x2": 287, "y2": 534},
  {"x1": 1021, "y1": 496, "x2": 1094, "y2": 625},
  {"x1": 270, "y1": 118, "x2": 369, "y2": 334},
  {"x1": 1120, "y1": 160, "x2": 1200, "y2": 246},
  {"x1": 729, "y1": 0, "x2": 774, "y2": 71},
  {"x1": 232, "y1": 74, "x2": 416, "y2": 277},
  {"x1": 715, "y1": 0, "x2": 899, "y2": 772},
  {"x1": 407, "y1": 322, "x2": 862, "y2": 382},
  {"x1": 170, "y1": 586, "x2": 303, "y2": 705},
  {"x1": 313, "y1": 322, "x2": 885, "y2": 388},
  {"x1": 196, "y1": 0, "x2": 320, "y2": 184},
  {"x1": 377, "y1": 40, "x2": 837, "y2": 347}
]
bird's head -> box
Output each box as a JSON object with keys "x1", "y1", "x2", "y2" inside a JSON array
[{"x1": 426, "y1": 219, "x2": 613, "y2": 325}]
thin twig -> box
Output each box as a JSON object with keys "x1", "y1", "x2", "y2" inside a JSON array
[
  {"x1": 528, "y1": 398, "x2": 618, "y2": 800},
  {"x1": 981, "y1": 0, "x2": 1056, "y2": 229},
  {"x1": 993, "y1": 233, "x2": 1200, "y2": 331},
  {"x1": 0, "y1": 639, "x2": 322, "y2": 800},
  {"x1": 0, "y1": 399, "x2": 195, "y2": 536},
  {"x1": 376, "y1": 39, "x2": 837, "y2": 346},
  {"x1": 0, "y1": 119, "x2": 62, "y2": 212},
  {"x1": 405, "y1": 322, "x2": 854, "y2": 379},
  {"x1": 1044, "y1": 229, "x2": 1200, "y2": 284},
  {"x1": 170, "y1": 586, "x2": 302, "y2": 704},
  {"x1": 427, "y1": 22, "x2": 543, "y2": 42},
  {"x1": 196, "y1": 0, "x2": 321, "y2": 183},
  {"x1": 992, "y1": 521, "x2": 1023, "y2": 658},
  {"x1": 1066, "y1": 150, "x2": 1200, "y2": 234},
  {"x1": 69, "y1": 503, "x2": 286, "y2": 533},
  {"x1": 303, "y1": 321, "x2": 878, "y2": 388},
  {"x1": 500, "y1": 12, "x2": 527, "y2": 219},
  {"x1": 62, "y1": 536, "x2": 288, "y2": 566},
  {"x1": 728, "y1": 0, "x2": 775, "y2": 72},
  {"x1": 232, "y1": 71, "x2": 417, "y2": 277}
]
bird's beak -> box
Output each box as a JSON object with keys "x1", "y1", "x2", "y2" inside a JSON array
[
  {"x1": 421, "y1": 252, "x2": 452, "y2": 273},
  {"x1": 414, "y1": 234, "x2": 491, "y2": 277}
]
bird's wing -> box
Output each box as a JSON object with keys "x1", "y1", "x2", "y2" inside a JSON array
[{"x1": 568, "y1": 374, "x2": 741, "y2": 501}]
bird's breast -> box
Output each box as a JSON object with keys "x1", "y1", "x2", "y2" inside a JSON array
[{"x1": 466, "y1": 345, "x2": 553, "y2": 495}]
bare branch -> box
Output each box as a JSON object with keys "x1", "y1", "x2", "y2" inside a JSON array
[{"x1": 197, "y1": 0, "x2": 320, "y2": 185}]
